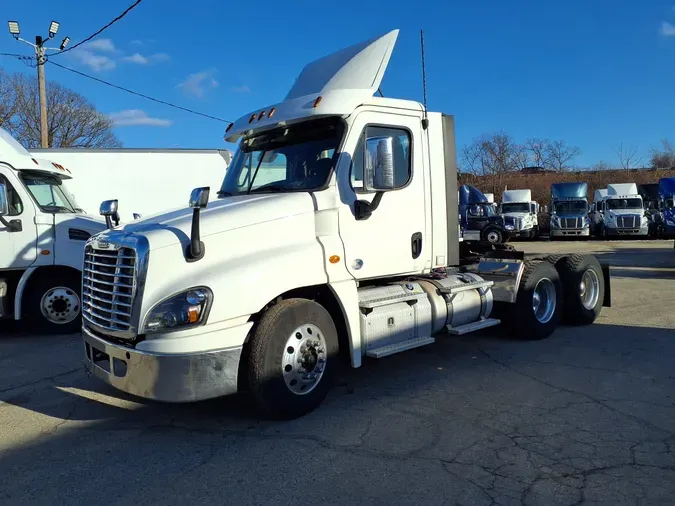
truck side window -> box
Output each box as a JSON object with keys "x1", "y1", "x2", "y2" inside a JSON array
[
  {"x1": 0, "y1": 176, "x2": 23, "y2": 216},
  {"x1": 350, "y1": 126, "x2": 411, "y2": 192}
]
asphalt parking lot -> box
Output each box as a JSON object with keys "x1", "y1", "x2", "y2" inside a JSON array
[{"x1": 1, "y1": 239, "x2": 674, "y2": 505}]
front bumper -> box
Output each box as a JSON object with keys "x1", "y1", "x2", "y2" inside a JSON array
[
  {"x1": 550, "y1": 227, "x2": 590, "y2": 237},
  {"x1": 605, "y1": 225, "x2": 649, "y2": 237},
  {"x1": 83, "y1": 326, "x2": 244, "y2": 402}
]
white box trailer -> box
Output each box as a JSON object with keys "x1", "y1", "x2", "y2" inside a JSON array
[{"x1": 28, "y1": 148, "x2": 232, "y2": 223}]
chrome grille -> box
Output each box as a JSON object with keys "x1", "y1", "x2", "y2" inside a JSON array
[
  {"x1": 617, "y1": 215, "x2": 639, "y2": 229},
  {"x1": 562, "y1": 217, "x2": 582, "y2": 229},
  {"x1": 82, "y1": 245, "x2": 136, "y2": 332}
]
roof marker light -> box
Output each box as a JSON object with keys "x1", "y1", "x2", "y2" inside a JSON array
[
  {"x1": 258, "y1": 110, "x2": 266, "y2": 121},
  {"x1": 313, "y1": 96, "x2": 322, "y2": 108},
  {"x1": 225, "y1": 123, "x2": 234, "y2": 133},
  {"x1": 249, "y1": 113, "x2": 256, "y2": 124},
  {"x1": 268, "y1": 107, "x2": 276, "y2": 118}
]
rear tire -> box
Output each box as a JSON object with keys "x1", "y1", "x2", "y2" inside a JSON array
[
  {"x1": 503, "y1": 261, "x2": 563, "y2": 340},
  {"x1": 248, "y1": 298, "x2": 339, "y2": 419},
  {"x1": 24, "y1": 272, "x2": 82, "y2": 334},
  {"x1": 557, "y1": 254, "x2": 604, "y2": 325}
]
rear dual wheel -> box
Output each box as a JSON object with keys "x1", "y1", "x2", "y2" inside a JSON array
[{"x1": 546, "y1": 254, "x2": 604, "y2": 325}]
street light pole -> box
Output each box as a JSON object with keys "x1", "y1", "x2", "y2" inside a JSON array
[
  {"x1": 7, "y1": 20, "x2": 69, "y2": 148},
  {"x1": 35, "y1": 36, "x2": 49, "y2": 148}
]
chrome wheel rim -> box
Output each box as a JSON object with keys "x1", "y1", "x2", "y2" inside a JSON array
[
  {"x1": 282, "y1": 324, "x2": 327, "y2": 395},
  {"x1": 40, "y1": 287, "x2": 80, "y2": 324},
  {"x1": 579, "y1": 269, "x2": 600, "y2": 310},
  {"x1": 532, "y1": 278, "x2": 556, "y2": 324},
  {"x1": 487, "y1": 231, "x2": 500, "y2": 244}
]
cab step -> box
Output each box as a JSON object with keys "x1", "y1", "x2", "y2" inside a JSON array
[
  {"x1": 446, "y1": 318, "x2": 501, "y2": 335},
  {"x1": 366, "y1": 336, "x2": 436, "y2": 359}
]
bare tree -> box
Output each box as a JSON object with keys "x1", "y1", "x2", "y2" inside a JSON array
[
  {"x1": 546, "y1": 139, "x2": 581, "y2": 172},
  {"x1": 461, "y1": 132, "x2": 521, "y2": 193},
  {"x1": 613, "y1": 142, "x2": 642, "y2": 170},
  {"x1": 525, "y1": 138, "x2": 551, "y2": 169},
  {"x1": 649, "y1": 138, "x2": 675, "y2": 168},
  {"x1": 7, "y1": 73, "x2": 121, "y2": 148},
  {"x1": 0, "y1": 68, "x2": 17, "y2": 128},
  {"x1": 591, "y1": 161, "x2": 613, "y2": 171}
]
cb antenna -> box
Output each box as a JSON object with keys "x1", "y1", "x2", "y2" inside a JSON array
[{"x1": 420, "y1": 29, "x2": 429, "y2": 130}]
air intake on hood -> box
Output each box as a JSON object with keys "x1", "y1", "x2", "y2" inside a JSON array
[{"x1": 69, "y1": 228, "x2": 92, "y2": 241}]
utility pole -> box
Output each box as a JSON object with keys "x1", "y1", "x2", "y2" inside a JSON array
[{"x1": 7, "y1": 21, "x2": 70, "y2": 148}]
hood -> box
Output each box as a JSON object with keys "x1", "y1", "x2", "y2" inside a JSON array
[
  {"x1": 502, "y1": 211, "x2": 532, "y2": 219},
  {"x1": 554, "y1": 209, "x2": 588, "y2": 217},
  {"x1": 606, "y1": 208, "x2": 643, "y2": 216},
  {"x1": 54, "y1": 213, "x2": 107, "y2": 240},
  {"x1": 116, "y1": 193, "x2": 316, "y2": 250}
]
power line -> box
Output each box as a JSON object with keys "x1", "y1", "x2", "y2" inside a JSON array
[
  {"x1": 49, "y1": 60, "x2": 233, "y2": 124},
  {"x1": 55, "y1": 0, "x2": 144, "y2": 56}
]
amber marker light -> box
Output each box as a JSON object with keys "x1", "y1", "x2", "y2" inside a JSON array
[{"x1": 329, "y1": 255, "x2": 340, "y2": 264}]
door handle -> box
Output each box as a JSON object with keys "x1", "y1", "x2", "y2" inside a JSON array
[{"x1": 411, "y1": 232, "x2": 422, "y2": 259}]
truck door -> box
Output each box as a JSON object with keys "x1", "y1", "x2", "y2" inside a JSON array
[
  {"x1": 0, "y1": 169, "x2": 38, "y2": 269},
  {"x1": 336, "y1": 110, "x2": 430, "y2": 279}
]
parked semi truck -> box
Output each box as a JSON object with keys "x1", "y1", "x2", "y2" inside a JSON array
[
  {"x1": 0, "y1": 128, "x2": 107, "y2": 332},
  {"x1": 499, "y1": 189, "x2": 539, "y2": 239},
  {"x1": 29, "y1": 148, "x2": 233, "y2": 222},
  {"x1": 657, "y1": 177, "x2": 675, "y2": 238},
  {"x1": 458, "y1": 185, "x2": 518, "y2": 244},
  {"x1": 594, "y1": 183, "x2": 648, "y2": 238},
  {"x1": 549, "y1": 182, "x2": 590, "y2": 238},
  {"x1": 81, "y1": 30, "x2": 610, "y2": 419}
]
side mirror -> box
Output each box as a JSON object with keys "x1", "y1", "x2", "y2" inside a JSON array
[
  {"x1": 187, "y1": 187, "x2": 210, "y2": 261},
  {"x1": 0, "y1": 182, "x2": 8, "y2": 216},
  {"x1": 364, "y1": 136, "x2": 395, "y2": 191},
  {"x1": 133, "y1": 213, "x2": 142, "y2": 220},
  {"x1": 100, "y1": 199, "x2": 119, "y2": 229}
]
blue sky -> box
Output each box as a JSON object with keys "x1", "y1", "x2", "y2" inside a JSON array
[{"x1": 1, "y1": 0, "x2": 674, "y2": 167}]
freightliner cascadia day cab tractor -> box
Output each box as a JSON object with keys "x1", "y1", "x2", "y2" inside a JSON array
[
  {"x1": 594, "y1": 183, "x2": 648, "y2": 238},
  {"x1": 458, "y1": 185, "x2": 518, "y2": 245},
  {"x1": 499, "y1": 189, "x2": 540, "y2": 240},
  {"x1": 81, "y1": 30, "x2": 611, "y2": 419},
  {"x1": 0, "y1": 128, "x2": 107, "y2": 332},
  {"x1": 549, "y1": 182, "x2": 591, "y2": 239}
]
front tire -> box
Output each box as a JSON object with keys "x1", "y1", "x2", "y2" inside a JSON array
[
  {"x1": 248, "y1": 298, "x2": 339, "y2": 419},
  {"x1": 484, "y1": 228, "x2": 503, "y2": 245},
  {"x1": 557, "y1": 254, "x2": 604, "y2": 325},
  {"x1": 24, "y1": 273, "x2": 82, "y2": 334},
  {"x1": 503, "y1": 260, "x2": 563, "y2": 340}
]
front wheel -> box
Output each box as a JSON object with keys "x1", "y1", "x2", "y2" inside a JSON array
[
  {"x1": 500, "y1": 260, "x2": 563, "y2": 340},
  {"x1": 484, "y1": 228, "x2": 503, "y2": 245},
  {"x1": 24, "y1": 273, "x2": 82, "y2": 334},
  {"x1": 248, "y1": 298, "x2": 339, "y2": 419}
]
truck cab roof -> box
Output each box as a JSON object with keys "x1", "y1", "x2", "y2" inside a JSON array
[
  {"x1": 0, "y1": 128, "x2": 72, "y2": 179},
  {"x1": 224, "y1": 30, "x2": 423, "y2": 143},
  {"x1": 502, "y1": 189, "x2": 532, "y2": 203},
  {"x1": 607, "y1": 183, "x2": 639, "y2": 198}
]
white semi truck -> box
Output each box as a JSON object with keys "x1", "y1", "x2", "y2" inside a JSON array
[
  {"x1": 499, "y1": 189, "x2": 539, "y2": 239},
  {"x1": 594, "y1": 183, "x2": 648, "y2": 237},
  {"x1": 81, "y1": 30, "x2": 611, "y2": 419},
  {"x1": 0, "y1": 128, "x2": 108, "y2": 332},
  {"x1": 28, "y1": 148, "x2": 232, "y2": 223}
]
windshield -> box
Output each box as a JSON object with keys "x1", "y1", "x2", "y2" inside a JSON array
[
  {"x1": 468, "y1": 203, "x2": 496, "y2": 217},
  {"x1": 553, "y1": 200, "x2": 587, "y2": 214},
  {"x1": 501, "y1": 203, "x2": 531, "y2": 214},
  {"x1": 219, "y1": 118, "x2": 344, "y2": 196},
  {"x1": 19, "y1": 171, "x2": 76, "y2": 213},
  {"x1": 606, "y1": 198, "x2": 642, "y2": 210}
]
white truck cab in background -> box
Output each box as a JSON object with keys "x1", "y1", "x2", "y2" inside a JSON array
[
  {"x1": 594, "y1": 183, "x2": 648, "y2": 237},
  {"x1": 499, "y1": 189, "x2": 539, "y2": 239},
  {"x1": 82, "y1": 30, "x2": 611, "y2": 419},
  {"x1": 28, "y1": 148, "x2": 233, "y2": 223},
  {"x1": 0, "y1": 128, "x2": 107, "y2": 332}
]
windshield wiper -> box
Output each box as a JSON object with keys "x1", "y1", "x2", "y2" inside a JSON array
[
  {"x1": 249, "y1": 184, "x2": 289, "y2": 193},
  {"x1": 217, "y1": 191, "x2": 233, "y2": 197},
  {"x1": 42, "y1": 205, "x2": 73, "y2": 212}
]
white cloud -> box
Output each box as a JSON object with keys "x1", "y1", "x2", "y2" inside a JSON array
[
  {"x1": 662, "y1": 21, "x2": 675, "y2": 36},
  {"x1": 232, "y1": 85, "x2": 251, "y2": 93},
  {"x1": 84, "y1": 38, "x2": 117, "y2": 53},
  {"x1": 177, "y1": 70, "x2": 219, "y2": 98},
  {"x1": 123, "y1": 52, "x2": 149, "y2": 64},
  {"x1": 130, "y1": 39, "x2": 143, "y2": 46},
  {"x1": 70, "y1": 49, "x2": 116, "y2": 71},
  {"x1": 151, "y1": 53, "x2": 170, "y2": 62},
  {"x1": 108, "y1": 109, "x2": 173, "y2": 127}
]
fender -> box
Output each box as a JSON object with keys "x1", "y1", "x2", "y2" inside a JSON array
[{"x1": 13, "y1": 266, "x2": 36, "y2": 320}]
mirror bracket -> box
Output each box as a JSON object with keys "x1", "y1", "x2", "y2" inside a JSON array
[
  {"x1": 354, "y1": 192, "x2": 384, "y2": 220},
  {"x1": 0, "y1": 216, "x2": 21, "y2": 232}
]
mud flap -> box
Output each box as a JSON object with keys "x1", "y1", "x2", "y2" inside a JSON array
[{"x1": 601, "y1": 263, "x2": 611, "y2": 307}]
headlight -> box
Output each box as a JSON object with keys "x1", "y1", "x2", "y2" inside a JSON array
[
  {"x1": 584, "y1": 216, "x2": 591, "y2": 226},
  {"x1": 666, "y1": 217, "x2": 675, "y2": 226},
  {"x1": 551, "y1": 215, "x2": 559, "y2": 225},
  {"x1": 505, "y1": 224, "x2": 515, "y2": 231},
  {"x1": 143, "y1": 287, "x2": 212, "y2": 334}
]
